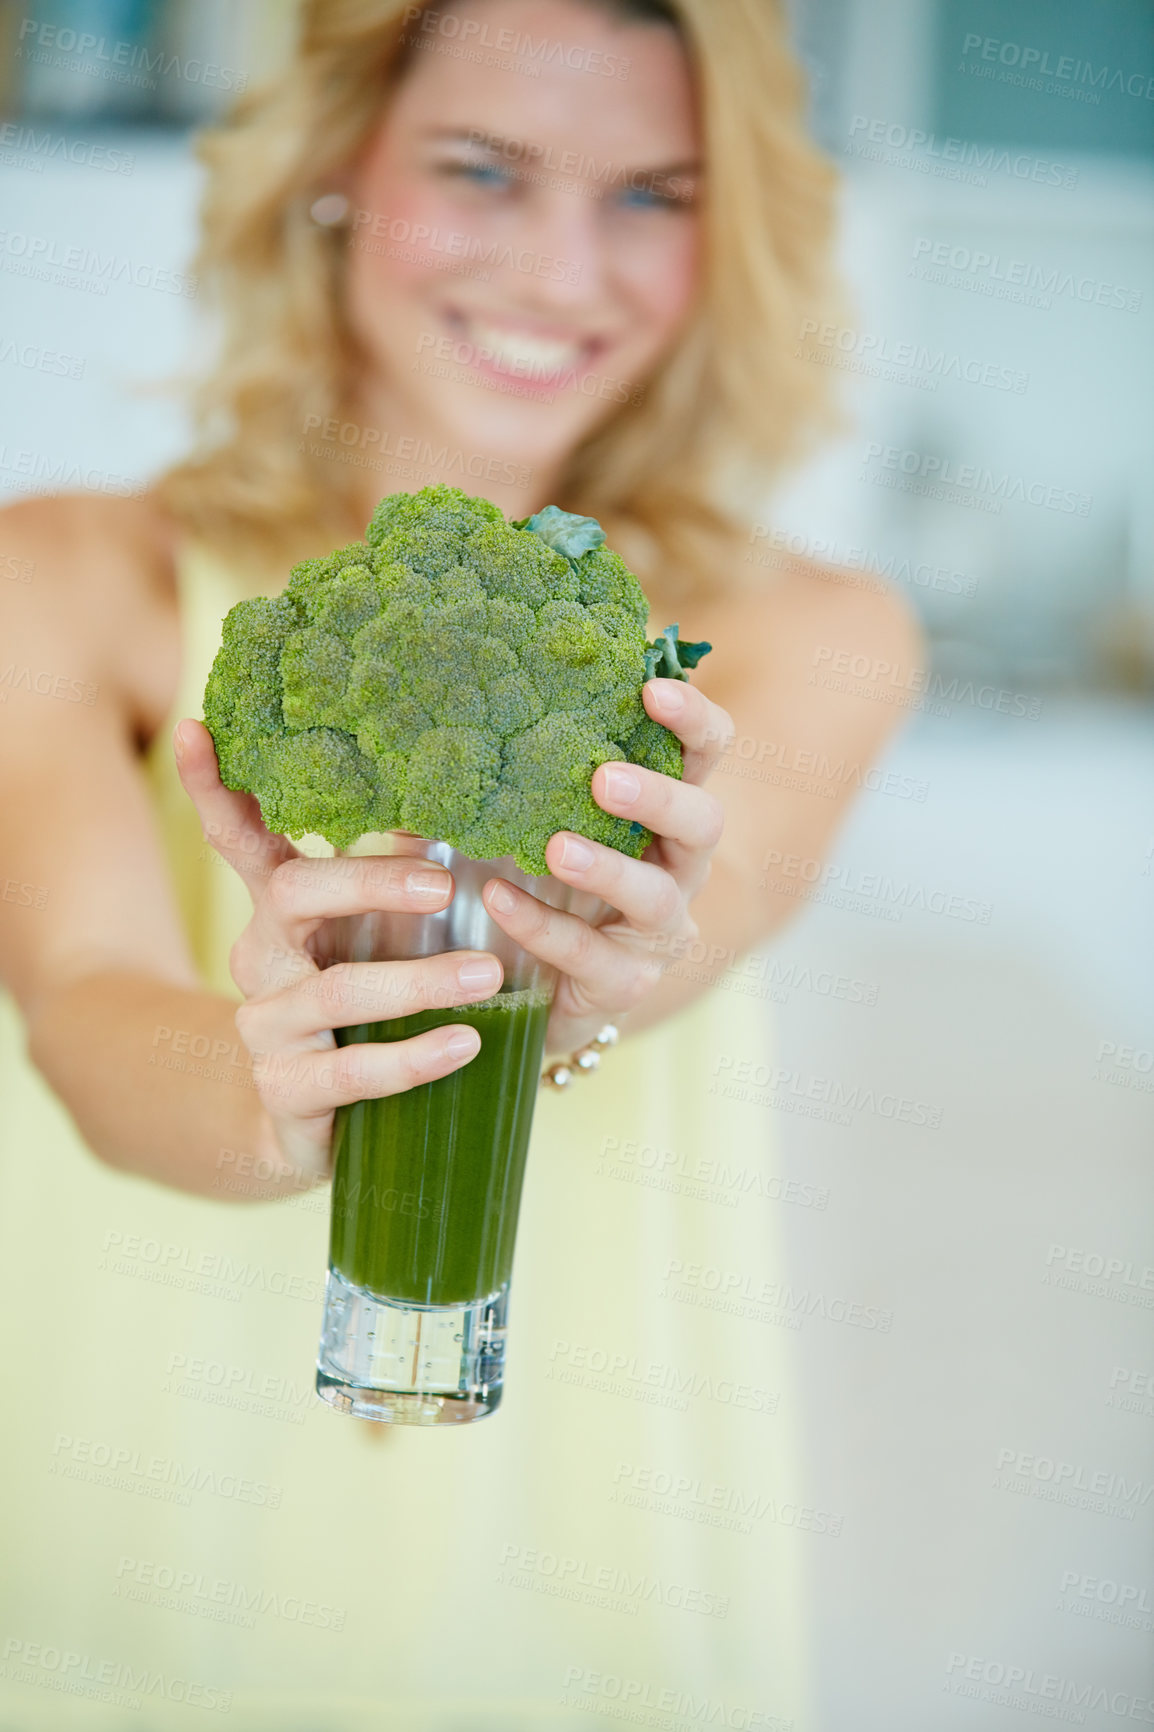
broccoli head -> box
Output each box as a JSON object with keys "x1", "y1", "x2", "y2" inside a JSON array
[{"x1": 204, "y1": 485, "x2": 711, "y2": 874}]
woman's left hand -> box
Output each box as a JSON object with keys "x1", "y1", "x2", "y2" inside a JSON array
[{"x1": 481, "y1": 677, "x2": 734, "y2": 1053}]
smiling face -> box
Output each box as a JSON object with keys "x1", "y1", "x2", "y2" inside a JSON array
[{"x1": 341, "y1": 0, "x2": 702, "y2": 495}]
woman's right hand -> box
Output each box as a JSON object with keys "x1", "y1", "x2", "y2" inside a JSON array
[{"x1": 173, "y1": 719, "x2": 502, "y2": 1188}]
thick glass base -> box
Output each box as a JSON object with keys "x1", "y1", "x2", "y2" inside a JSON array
[{"x1": 315, "y1": 1267, "x2": 507, "y2": 1425}]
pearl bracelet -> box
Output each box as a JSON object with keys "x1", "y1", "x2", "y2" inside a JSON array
[{"x1": 541, "y1": 1023, "x2": 619, "y2": 1090}]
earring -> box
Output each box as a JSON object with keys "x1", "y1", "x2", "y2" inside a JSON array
[{"x1": 309, "y1": 192, "x2": 350, "y2": 227}]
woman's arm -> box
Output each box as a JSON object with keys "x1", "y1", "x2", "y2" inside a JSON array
[
  {"x1": 629, "y1": 560, "x2": 926, "y2": 1029},
  {"x1": 0, "y1": 497, "x2": 509, "y2": 1198},
  {"x1": 2, "y1": 497, "x2": 518, "y2": 1200},
  {"x1": 0, "y1": 493, "x2": 289, "y2": 1197},
  {"x1": 486, "y1": 561, "x2": 923, "y2": 1046}
]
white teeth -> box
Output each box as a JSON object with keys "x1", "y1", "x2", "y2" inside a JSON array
[{"x1": 467, "y1": 322, "x2": 584, "y2": 378}]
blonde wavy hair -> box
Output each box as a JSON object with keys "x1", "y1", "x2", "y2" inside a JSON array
[{"x1": 156, "y1": 0, "x2": 840, "y2": 598}]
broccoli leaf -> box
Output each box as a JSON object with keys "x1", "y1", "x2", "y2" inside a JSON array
[
  {"x1": 643, "y1": 622, "x2": 713, "y2": 682},
  {"x1": 520, "y1": 504, "x2": 607, "y2": 563}
]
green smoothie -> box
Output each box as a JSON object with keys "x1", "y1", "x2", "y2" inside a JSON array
[{"x1": 328, "y1": 985, "x2": 552, "y2": 1307}]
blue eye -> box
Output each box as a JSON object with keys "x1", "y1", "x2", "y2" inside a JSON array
[
  {"x1": 454, "y1": 161, "x2": 513, "y2": 188},
  {"x1": 616, "y1": 183, "x2": 688, "y2": 211}
]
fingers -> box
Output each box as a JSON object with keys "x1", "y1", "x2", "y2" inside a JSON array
[
  {"x1": 642, "y1": 680, "x2": 735, "y2": 785},
  {"x1": 590, "y1": 757, "x2": 723, "y2": 857},
  {"x1": 542, "y1": 834, "x2": 685, "y2": 932},
  {"x1": 174, "y1": 718, "x2": 298, "y2": 897},
  {"x1": 256, "y1": 1022, "x2": 482, "y2": 1119},
  {"x1": 581, "y1": 683, "x2": 728, "y2": 886},
  {"x1": 249, "y1": 851, "x2": 454, "y2": 962},
  {"x1": 481, "y1": 877, "x2": 659, "y2": 1015},
  {"x1": 236, "y1": 950, "x2": 503, "y2": 1049},
  {"x1": 479, "y1": 685, "x2": 729, "y2": 1002}
]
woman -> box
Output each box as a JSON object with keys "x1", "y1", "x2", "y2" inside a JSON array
[{"x1": 0, "y1": 0, "x2": 917, "y2": 1725}]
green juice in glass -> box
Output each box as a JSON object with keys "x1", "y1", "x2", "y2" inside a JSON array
[{"x1": 328, "y1": 985, "x2": 552, "y2": 1307}]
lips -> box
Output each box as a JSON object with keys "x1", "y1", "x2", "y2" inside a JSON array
[
  {"x1": 444, "y1": 309, "x2": 603, "y2": 385},
  {"x1": 472, "y1": 324, "x2": 583, "y2": 379}
]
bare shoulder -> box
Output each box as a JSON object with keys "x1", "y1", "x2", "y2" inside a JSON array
[
  {"x1": 699, "y1": 543, "x2": 924, "y2": 755},
  {"x1": 765, "y1": 552, "x2": 922, "y2": 674},
  {"x1": 674, "y1": 541, "x2": 927, "y2": 933},
  {"x1": 710, "y1": 543, "x2": 921, "y2": 669},
  {"x1": 0, "y1": 489, "x2": 182, "y2": 749}
]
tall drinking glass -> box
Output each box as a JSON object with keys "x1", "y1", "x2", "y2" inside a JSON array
[{"x1": 315, "y1": 833, "x2": 606, "y2": 1426}]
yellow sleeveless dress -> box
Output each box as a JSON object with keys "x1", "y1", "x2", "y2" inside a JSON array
[{"x1": 0, "y1": 541, "x2": 815, "y2": 1731}]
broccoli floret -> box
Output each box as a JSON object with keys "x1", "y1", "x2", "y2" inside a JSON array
[{"x1": 203, "y1": 485, "x2": 711, "y2": 872}]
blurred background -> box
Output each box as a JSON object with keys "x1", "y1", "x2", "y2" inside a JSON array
[{"x1": 1, "y1": 0, "x2": 1152, "y2": 1726}]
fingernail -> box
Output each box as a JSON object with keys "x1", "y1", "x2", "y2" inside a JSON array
[
  {"x1": 649, "y1": 680, "x2": 685, "y2": 715},
  {"x1": 487, "y1": 879, "x2": 516, "y2": 914},
  {"x1": 458, "y1": 956, "x2": 501, "y2": 990},
  {"x1": 445, "y1": 1028, "x2": 480, "y2": 1059},
  {"x1": 602, "y1": 765, "x2": 641, "y2": 807},
  {"x1": 406, "y1": 868, "x2": 450, "y2": 900},
  {"x1": 172, "y1": 723, "x2": 186, "y2": 763},
  {"x1": 559, "y1": 833, "x2": 594, "y2": 870}
]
